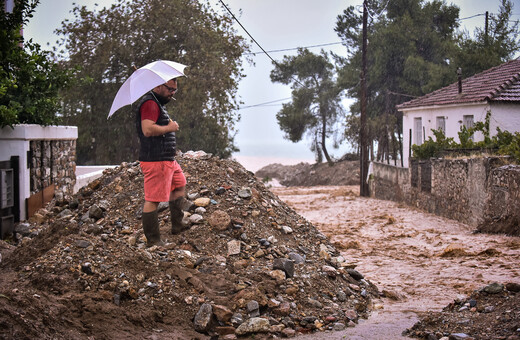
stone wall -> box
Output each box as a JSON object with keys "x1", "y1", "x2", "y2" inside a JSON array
[
  {"x1": 370, "y1": 157, "x2": 519, "y2": 235},
  {"x1": 30, "y1": 140, "x2": 76, "y2": 195}
]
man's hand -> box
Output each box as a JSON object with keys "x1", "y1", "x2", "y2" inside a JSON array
[{"x1": 142, "y1": 119, "x2": 179, "y2": 137}]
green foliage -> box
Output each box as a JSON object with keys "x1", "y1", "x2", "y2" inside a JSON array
[
  {"x1": 0, "y1": 0, "x2": 74, "y2": 128},
  {"x1": 452, "y1": 0, "x2": 520, "y2": 78},
  {"x1": 270, "y1": 48, "x2": 344, "y2": 164},
  {"x1": 334, "y1": 0, "x2": 519, "y2": 162},
  {"x1": 55, "y1": 0, "x2": 249, "y2": 164},
  {"x1": 412, "y1": 128, "x2": 455, "y2": 159},
  {"x1": 412, "y1": 112, "x2": 520, "y2": 162}
]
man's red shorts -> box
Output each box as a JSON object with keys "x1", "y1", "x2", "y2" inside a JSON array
[{"x1": 140, "y1": 160, "x2": 186, "y2": 202}]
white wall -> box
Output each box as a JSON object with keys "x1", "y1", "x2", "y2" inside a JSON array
[
  {"x1": 0, "y1": 125, "x2": 78, "y2": 220},
  {"x1": 401, "y1": 102, "x2": 520, "y2": 167}
]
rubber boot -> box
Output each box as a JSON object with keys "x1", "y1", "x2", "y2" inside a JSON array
[
  {"x1": 170, "y1": 197, "x2": 190, "y2": 235},
  {"x1": 142, "y1": 210, "x2": 164, "y2": 247}
]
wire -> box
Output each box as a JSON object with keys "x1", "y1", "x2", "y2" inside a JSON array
[
  {"x1": 245, "y1": 42, "x2": 343, "y2": 56},
  {"x1": 240, "y1": 97, "x2": 291, "y2": 109},
  {"x1": 218, "y1": 0, "x2": 307, "y2": 89}
]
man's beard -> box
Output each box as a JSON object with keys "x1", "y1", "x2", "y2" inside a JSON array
[{"x1": 153, "y1": 92, "x2": 171, "y2": 105}]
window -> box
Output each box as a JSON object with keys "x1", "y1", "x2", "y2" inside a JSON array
[
  {"x1": 463, "y1": 115, "x2": 474, "y2": 141},
  {"x1": 436, "y1": 116, "x2": 446, "y2": 133},
  {"x1": 463, "y1": 115, "x2": 474, "y2": 129},
  {"x1": 414, "y1": 117, "x2": 422, "y2": 145}
]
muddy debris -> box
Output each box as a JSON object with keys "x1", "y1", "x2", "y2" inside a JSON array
[
  {"x1": 405, "y1": 282, "x2": 520, "y2": 340},
  {"x1": 0, "y1": 152, "x2": 378, "y2": 339}
]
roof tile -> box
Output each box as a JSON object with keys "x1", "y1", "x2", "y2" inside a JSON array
[{"x1": 397, "y1": 59, "x2": 520, "y2": 110}]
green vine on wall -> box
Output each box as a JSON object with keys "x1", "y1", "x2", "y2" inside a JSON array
[{"x1": 412, "y1": 111, "x2": 520, "y2": 162}]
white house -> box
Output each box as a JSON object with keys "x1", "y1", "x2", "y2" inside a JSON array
[{"x1": 397, "y1": 59, "x2": 520, "y2": 167}]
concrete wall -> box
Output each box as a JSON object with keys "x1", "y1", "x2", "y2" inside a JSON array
[
  {"x1": 0, "y1": 125, "x2": 78, "y2": 220},
  {"x1": 370, "y1": 157, "x2": 519, "y2": 235}
]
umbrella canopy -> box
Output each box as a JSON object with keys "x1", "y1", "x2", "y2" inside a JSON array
[{"x1": 108, "y1": 60, "x2": 187, "y2": 118}]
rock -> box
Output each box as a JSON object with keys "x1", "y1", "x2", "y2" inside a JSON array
[
  {"x1": 281, "y1": 226, "x2": 293, "y2": 234},
  {"x1": 483, "y1": 282, "x2": 504, "y2": 294},
  {"x1": 189, "y1": 214, "x2": 204, "y2": 224},
  {"x1": 213, "y1": 304, "x2": 233, "y2": 323},
  {"x1": 269, "y1": 269, "x2": 286, "y2": 282},
  {"x1": 273, "y1": 258, "x2": 294, "y2": 278},
  {"x1": 506, "y1": 282, "x2": 520, "y2": 292},
  {"x1": 227, "y1": 240, "x2": 241, "y2": 256},
  {"x1": 208, "y1": 210, "x2": 231, "y2": 231},
  {"x1": 322, "y1": 265, "x2": 338, "y2": 278},
  {"x1": 333, "y1": 322, "x2": 346, "y2": 331},
  {"x1": 237, "y1": 187, "x2": 252, "y2": 199},
  {"x1": 193, "y1": 303, "x2": 213, "y2": 333},
  {"x1": 231, "y1": 313, "x2": 244, "y2": 327},
  {"x1": 346, "y1": 268, "x2": 364, "y2": 281},
  {"x1": 307, "y1": 298, "x2": 323, "y2": 308},
  {"x1": 281, "y1": 328, "x2": 296, "y2": 337},
  {"x1": 14, "y1": 223, "x2": 32, "y2": 237},
  {"x1": 288, "y1": 252, "x2": 305, "y2": 264},
  {"x1": 449, "y1": 333, "x2": 471, "y2": 340},
  {"x1": 88, "y1": 204, "x2": 104, "y2": 220},
  {"x1": 75, "y1": 240, "x2": 91, "y2": 248},
  {"x1": 235, "y1": 317, "x2": 270, "y2": 335},
  {"x1": 194, "y1": 197, "x2": 211, "y2": 207},
  {"x1": 57, "y1": 209, "x2": 73, "y2": 219},
  {"x1": 246, "y1": 300, "x2": 260, "y2": 317}
]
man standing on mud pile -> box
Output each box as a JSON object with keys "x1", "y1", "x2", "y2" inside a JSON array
[{"x1": 135, "y1": 78, "x2": 192, "y2": 247}]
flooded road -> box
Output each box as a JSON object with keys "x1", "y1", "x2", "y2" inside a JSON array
[{"x1": 272, "y1": 186, "x2": 520, "y2": 339}]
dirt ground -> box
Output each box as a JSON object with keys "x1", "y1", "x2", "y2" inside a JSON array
[
  {"x1": 1, "y1": 157, "x2": 519, "y2": 340},
  {"x1": 272, "y1": 185, "x2": 520, "y2": 340}
]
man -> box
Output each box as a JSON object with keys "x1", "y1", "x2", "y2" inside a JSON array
[{"x1": 135, "y1": 78, "x2": 190, "y2": 247}]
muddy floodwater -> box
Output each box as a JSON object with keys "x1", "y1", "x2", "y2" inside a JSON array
[{"x1": 271, "y1": 185, "x2": 520, "y2": 340}]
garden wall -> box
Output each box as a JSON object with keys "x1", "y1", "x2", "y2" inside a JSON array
[{"x1": 370, "y1": 157, "x2": 519, "y2": 235}]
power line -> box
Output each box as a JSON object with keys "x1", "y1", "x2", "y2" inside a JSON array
[
  {"x1": 240, "y1": 97, "x2": 291, "y2": 109},
  {"x1": 218, "y1": 0, "x2": 307, "y2": 89},
  {"x1": 245, "y1": 42, "x2": 343, "y2": 56}
]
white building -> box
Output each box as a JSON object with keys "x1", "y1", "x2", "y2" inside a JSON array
[{"x1": 397, "y1": 59, "x2": 520, "y2": 167}]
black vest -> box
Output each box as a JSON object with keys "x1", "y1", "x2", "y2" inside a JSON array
[{"x1": 135, "y1": 92, "x2": 176, "y2": 161}]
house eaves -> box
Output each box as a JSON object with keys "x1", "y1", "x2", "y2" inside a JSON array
[{"x1": 397, "y1": 59, "x2": 520, "y2": 111}]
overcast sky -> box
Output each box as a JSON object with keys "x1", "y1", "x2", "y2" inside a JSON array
[{"x1": 24, "y1": 0, "x2": 516, "y2": 170}]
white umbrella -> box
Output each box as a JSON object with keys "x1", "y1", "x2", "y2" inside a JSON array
[{"x1": 107, "y1": 60, "x2": 187, "y2": 118}]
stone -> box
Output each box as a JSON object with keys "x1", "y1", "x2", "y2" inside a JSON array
[
  {"x1": 208, "y1": 210, "x2": 231, "y2": 231},
  {"x1": 273, "y1": 301, "x2": 291, "y2": 316},
  {"x1": 231, "y1": 313, "x2": 244, "y2": 327},
  {"x1": 189, "y1": 214, "x2": 204, "y2": 224},
  {"x1": 246, "y1": 300, "x2": 260, "y2": 317},
  {"x1": 193, "y1": 303, "x2": 213, "y2": 332},
  {"x1": 288, "y1": 252, "x2": 305, "y2": 264},
  {"x1": 269, "y1": 269, "x2": 286, "y2": 282},
  {"x1": 88, "y1": 204, "x2": 104, "y2": 220},
  {"x1": 194, "y1": 197, "x2": 211, "y2": 207},
  {"x1": 322, "y1": 265, "x2": 338, "y2": 278},
  {"x1": 213, "y1": 304, "x2": 233, "y2": 323},
  {"x1": 307, "y1": 298, "x2": 323, "y2": 309},
  {"x1": 215, "y1": 326, "x2": 236, "y2": 336},
  {"x1": 235, "y1": 317, "x2": 270, "y2": 335},
  {"x1": 483, "y1": 282, "x2": 504, "y2": 294},
  {"x1": 333, "y1": 322, "x2": 346, "y2": 331},
  {"x1": 281, "y1": 226, "x2": 293, "y2": 234},
  {"x1": 449, "y1": 333, "x2": 471, "y2": 340},
  {"x1": 227, "y1": 240, "x2": 241, "y2": 256},
  {"x1": 237, "y1": 187, "x2": 252, "y2": 199},
  {"x1": 506, "y1": 282, "x2": 520, "y2": 292},
  {"x1": 57, "y1": 209, "x2": 73, "y2": 219},
  {"x1": 281, "y1": 328, "x2": 296, "y2": 337},
  {"x1": 346, "y1": 268, "x2": 364, "y2": 281},
  {"x1": 273, "y1": 258, "x2": 294, "y2": 278},
  {"x1": 76, "y1": 240, "x2": 91, "y2": 248}
]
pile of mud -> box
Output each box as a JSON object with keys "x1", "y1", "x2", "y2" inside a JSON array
[
  {"x1": 405, "y1": 282, "x2": 520, "y2": 339},
  {"x1": 0, "y1": 152, "x2": 378, "y2": 339},
  {"x1": 255, "y1": 161, "x2": 359, "y2": 187}
]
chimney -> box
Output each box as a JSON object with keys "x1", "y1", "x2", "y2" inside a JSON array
[{"x1": 457, "y1": 68, "x2": 462, "y2": 94}]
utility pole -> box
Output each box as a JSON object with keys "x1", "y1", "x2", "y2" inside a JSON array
[
  {"x1": 360, "y1": 0, "x2": 369, "y2": 197},
  {"x1": 485, "y1": 11, "x2": 489, "y2": 46}
]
